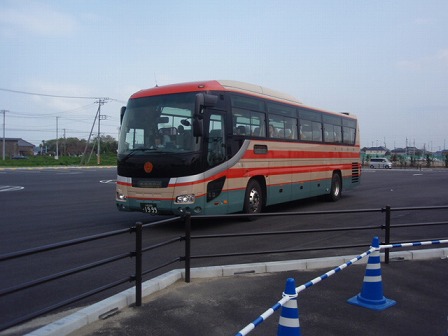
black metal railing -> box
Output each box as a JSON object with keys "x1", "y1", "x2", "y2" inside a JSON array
[{"x1": 1, "y1": 205, "x2": 447, "y2": 332}]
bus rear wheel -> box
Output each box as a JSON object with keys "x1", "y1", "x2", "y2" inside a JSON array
[
  {"x1": 243, "y1": 180, "x2": 263, "y2": 214},
  {"x1": 328, "y1": 173, "x2": 342, "y2": 202}
]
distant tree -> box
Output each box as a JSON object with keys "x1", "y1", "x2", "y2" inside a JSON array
[
  {"x1": 100, "y1": 135, "x2": 118, "y2": 154},
  {"x1": 65, "y1": 137, "x2": 89, "y2": 156},
  {"x1": 426, "y1": 154, "x2": 432, "y2": 168},
  {"x1": 399, "y1": 155, "x2": 407, "y2": 167},
  {"x1": 42, "y1": 136, "x2": 117, "y2": 156}
]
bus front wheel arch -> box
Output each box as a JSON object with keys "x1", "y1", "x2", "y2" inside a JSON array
[{"x1": 327, "y1": 172, "x2": 342, "y2": 202}]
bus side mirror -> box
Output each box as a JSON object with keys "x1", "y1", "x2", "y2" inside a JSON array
[
  {"x1": 193, "y1": 93, "x2": 218, "y2": 137},
  {"x1": 193, "y1": 118, "x2": 203, "y2": 137},
  {"x1": 194, "y1": 93, "x2": 218, "y2": 116},
  {"x1": 120, "y1": 106, "x2": 126, "y2": 125}
]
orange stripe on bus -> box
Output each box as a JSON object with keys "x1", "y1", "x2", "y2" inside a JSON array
[
  {"x1": 117, "y1": 181, "x2": 132, "y2": 187},
  {"x1": 226, "y1": 164, "x2": 356, "y2": 178},
  {"x1": 242, "y1": 150, "x2": 360, "y2": 160},
  {"x1": 121, "y1": 161, "x2": 360, "y2": 190}
]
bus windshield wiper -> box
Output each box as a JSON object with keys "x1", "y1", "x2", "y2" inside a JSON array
[{"x1": 121, "y1": 147, "x2": 157, "y2": 161}]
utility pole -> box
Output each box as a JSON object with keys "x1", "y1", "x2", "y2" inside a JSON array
[
  {"x1": 2, "y1": 110, "x2": 7, "y2": 161},
  {"x1": 63, "y1": 128, "x2": 66, "y2": 156},
  {"x1": 95, "y1": 99, "x2": 108, "y2": 165},
  {"x1": 81, "y1": 98, "x2": 109, "y2": 165},
  {"x1": 405, "y1": 137, "x2": 408, "y2": 157},
  {"x1": 98, "y1": 114, "x2": 107, "y2": 164},
  {"x1": 55, "y1": 116, "x2": 59, "y2": 159}
]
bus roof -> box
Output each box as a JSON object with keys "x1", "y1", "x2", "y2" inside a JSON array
[
  {"x1": 130, "y1": 80, "x2": 356, "y2": 119},
  {"x1": 130, "y1": 80, "x2": 302, "y2": 105}
]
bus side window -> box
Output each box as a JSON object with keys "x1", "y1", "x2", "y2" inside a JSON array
[
  {"x1": 268, "y1": 124, "x2": 277, "y2": 138},
  {"x1": 343, "y1": 126, "x2": 355, "y2": 144},
  {"x1": 312, "y1": 122, "x2": 323, "y2": 142},
  {"x1": 252, "y1": 127, "x2": 260, "y2": 136},
  {"x1": 252, "y1": 125, "x2": 265, "y2": 137},
  {"x1": 299, "y1": 121, "x2": 312, "y2": 140},
  {"x1": 236, "y1": 125, "x2": 246, "y2": 135},
  {"x1": 276, "y1": 127, "x2": 285, "y2": 138},
  {"x1": 324, "y1": 124, "x2": 335, "y2": 142},
  {"x1": 334, "y1": 126, "x2": 342, "y2": 143}
]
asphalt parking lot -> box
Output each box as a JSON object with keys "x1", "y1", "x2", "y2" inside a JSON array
[
  {"x1": 1, "y1": 168, "x2": 448, "y2": 336},
  {"x1": 16, "y1": 247, "x2": 448, "y2": 336}
]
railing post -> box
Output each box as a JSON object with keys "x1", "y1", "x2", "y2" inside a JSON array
[
  {"x1": 384, "y1": 206, "x2": 391, "y2": 264},
  {"x1": 134, "y1": 222, "x2": 143, "y2": 306},
  {"x1": 184, "y1": 213, "x2": 191, "y2": 283}
]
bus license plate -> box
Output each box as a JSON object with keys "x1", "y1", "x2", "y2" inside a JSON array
[{"x1": 142, "y1": 204, "x2": 158, "y2": 214}]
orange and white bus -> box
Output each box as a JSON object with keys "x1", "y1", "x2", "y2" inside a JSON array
[{"x1": 116, "y1": 80, "x2": 361, "y2": 215}]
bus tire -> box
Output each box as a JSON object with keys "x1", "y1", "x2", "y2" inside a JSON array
[
  {"x1": 243, "y1": 180, "x2": 263, "y2": 215},
  {"x1": 328, "y1": 173, "x2": 342, "y2": 202}
]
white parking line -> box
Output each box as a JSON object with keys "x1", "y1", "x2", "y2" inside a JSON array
[{"x1": 0, "y1": 185, "x2": 24, "y2": 192}]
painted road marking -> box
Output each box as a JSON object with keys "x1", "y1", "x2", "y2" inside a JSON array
[
  {"x1": 100, "y1": 180, "x2": 116, "y2": 184},
  {"x1": 0, "y1": 186, "x2": 24, "y2": 192}
]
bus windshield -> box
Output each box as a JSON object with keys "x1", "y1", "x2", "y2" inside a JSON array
[{"x1": 118, "y1": 92, "x2": 200, "y2": 156}]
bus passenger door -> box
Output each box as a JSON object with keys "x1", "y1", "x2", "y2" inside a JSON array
[
  {"x1": 207, "y1": 113, "x2": 226, "y2": 167},
  {"x1": 204, "y1": 113, "x2": 229, "y2": 214}
]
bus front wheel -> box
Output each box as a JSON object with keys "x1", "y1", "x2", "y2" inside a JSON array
[
  {"x1": 328, "y1": 173, "x2": 342, "y2": 202},
  {"x1": 243, "y1": 180, "x2": 263, "y2": 214}
]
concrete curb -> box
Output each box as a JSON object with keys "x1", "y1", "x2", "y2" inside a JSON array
[{"x1": 24, "y1": 247, "x2": 448, "y2": 336}]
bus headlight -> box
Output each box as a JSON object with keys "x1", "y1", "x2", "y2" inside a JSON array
[
  {"x1": 116, "y1": 191, "x2": 127, "y2": 201},
  {"x1": 175, "y1": 194, "x2": 195, "y2": 204}
]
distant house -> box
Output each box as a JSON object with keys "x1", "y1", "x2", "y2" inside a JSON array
[
  {"x1": 390, "y1": 147, "x2": 407, "y2": 156},
  {"x1": 2, "y1": 138, "x2": 35, "y2": 158},
  {"x1": 390, "y1": 147, "x2": 423, "y2": 158},
  {"x1": 361, "y1": 146, "x2": 388, "y2": 157}
]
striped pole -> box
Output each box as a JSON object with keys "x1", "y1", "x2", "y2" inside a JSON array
[
  {"x1": 235, "y1": 247, "x2": 376, "y2": 335},
  {"x1": 277, "y1": 278, "x2": 301, "y2": 336},
  {"x1": 347, "y1": 236, "x2": 396, "y2": 311},
  {"x1": 235, "y1": 295, "x2": 289, "y2": 336},
  {"x1": 380, "y1": 239, "x2": 448, "y2": 249}
]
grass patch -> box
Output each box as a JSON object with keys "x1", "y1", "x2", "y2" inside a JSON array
[{"x1": 0, "y1": 154, "x2": 117, "y2": 167}]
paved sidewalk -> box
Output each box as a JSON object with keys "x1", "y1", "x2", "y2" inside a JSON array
[{"x1": 8, "y1": 248, "x2": 448, "y2": 336}]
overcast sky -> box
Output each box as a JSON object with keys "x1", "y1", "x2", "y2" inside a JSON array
[{"x1": 1, "y1": 0, "x2": 447, "y2": 151}]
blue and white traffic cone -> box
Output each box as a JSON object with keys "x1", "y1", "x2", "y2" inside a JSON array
[
  {"x1": 347, "y1": 236, "x2": 396, "y2": 311},
  {"x1": 277, "y1": 278, "x2": 301, "y2": 336}
]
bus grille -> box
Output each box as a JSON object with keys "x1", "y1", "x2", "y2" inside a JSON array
[{"x1": 351, "y1": 163, "x2": 360, "y2": 183}]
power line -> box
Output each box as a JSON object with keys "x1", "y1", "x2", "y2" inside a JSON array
[
  {"x1": 0, "y1": 87, "x2": 126, "y2": 103},
  {"x1": 6, "y1": 103, "x2": 110, "y2": 124},
  {"x1": 1, "y1": 88, "x2": 123, "y2": 144},
  {"x1": 0, "y1": 87, "x2": 109, "y2": 100}
]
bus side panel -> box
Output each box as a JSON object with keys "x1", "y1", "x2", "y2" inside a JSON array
[
  {"x1": 226, "y1": 186, "x2": 247, "y2": 214},
  {"x1": 201, "y1": 177, "x2": 230, "y2": 215},
  {"x1": 266, "y1": 163, "x2": 293, "y2": 206}
]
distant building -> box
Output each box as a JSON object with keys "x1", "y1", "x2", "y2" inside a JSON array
[
  {"x1": 361, "y1": 146, "x2": 388, "y2": 157},
  {"x1": 390, "y1": 147, "x2": 423, "y2": 158},
  {"x1": 2, "y1": 138, "x2": 35, "y2": 158},
  {"x1": 390, "y1": 147, "x2": 407, "y2": 156}
]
